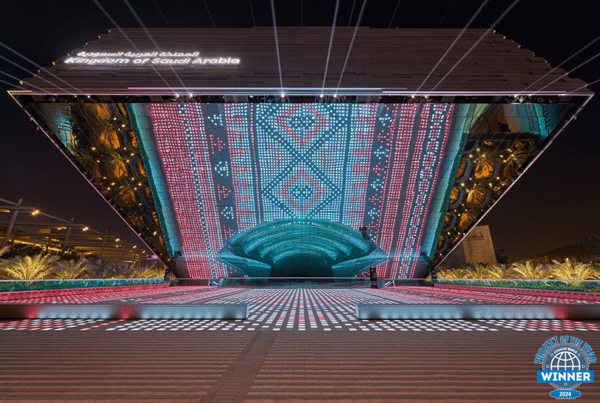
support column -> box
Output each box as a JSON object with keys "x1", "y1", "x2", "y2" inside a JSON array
[
  {"x1": 99, "y1": 230, "x2": 108, "y2": 260},
  {"x1": 121, "y1": 239, "x2": 126, "y2": 260},
  {"x1": 2, "y1": 199, "x2": 22, "y2": 248},
  {"x1": 63, "y1": 217, "x2": 75, "y2": 252},
  {"x1": 420, "y1": 251, "x2": 438, "y2": 285}
]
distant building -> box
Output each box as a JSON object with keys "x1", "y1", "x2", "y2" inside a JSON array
[
  {"x1": 439, "y1": 225, "x2": 497, "y2": 270},
  {"x1": 518, "y1": 236, "x2": 600, "y2": 265}
]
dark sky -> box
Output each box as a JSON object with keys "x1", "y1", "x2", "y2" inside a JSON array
[{"x1": 0, "y1": 0, "x2": 598, "y2": 262}]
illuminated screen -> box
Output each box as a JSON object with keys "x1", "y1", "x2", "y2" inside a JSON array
[
  {"x1": 136, "y1": 103, "x2": 457, "y2": 278},
  {"x1": 30, "y1": 100, "x2": 574, "y2": 279}
]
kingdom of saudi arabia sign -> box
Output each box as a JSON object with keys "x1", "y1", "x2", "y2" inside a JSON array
[{"x1": 64, "y1": 51, "x2": 240, "y2": 66}]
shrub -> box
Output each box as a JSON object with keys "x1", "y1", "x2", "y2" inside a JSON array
[
  {"x1": 550, "y1": 258, "x2": 599, "y2": 285},
  {"x1": 511, "y1": 261, "x2": 551, "y2": 280},
  {"x1": 54, "y1": 257, "x2": 93, "y2": 279},
  {"x1": 132, "y1": 265, "x2": 166, "y2": 279},
  {"x1": 1, "y1": 254, "x2": 60, "y2": 280},
  {"x1": 86, "y1": 258, "x2": 132, "y2": 279}
]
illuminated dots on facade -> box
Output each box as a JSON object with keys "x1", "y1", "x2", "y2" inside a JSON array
[{"x1": 150, "y1": 103, "x2": 454, "y2": 279}]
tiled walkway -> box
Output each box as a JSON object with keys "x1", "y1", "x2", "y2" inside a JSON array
[
  {"x1": 4, "y1": 286, "x2": 600, "y2": 306},
  {"x1": 0, "y1": 286, "x2": 230, "y2": 304},
  {"x1": 2, "y1": 317, "x2": 600, "y2": 333},
  {"x1": 3, "y1": 287, "x2": 600, "y2": 332},
  {"x1": 1, "y1": 324, "x2": 600, "y2": 402},
  {"x1": 2, "y1": 287, "x2": 600, "y2": 401}
]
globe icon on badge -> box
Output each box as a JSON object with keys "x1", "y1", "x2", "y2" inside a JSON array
[{"x1": 550, "y1": 351, "x2": 582, "y2": 371}]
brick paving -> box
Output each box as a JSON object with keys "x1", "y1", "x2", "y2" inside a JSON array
[
  {"x1": 1, "y1": 324, "x2": 600, "y2": 402},
  {"x1": 2, "y1": 287, "x2": 600, "y2": 401}
]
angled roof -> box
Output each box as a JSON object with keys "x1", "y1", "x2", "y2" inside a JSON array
[{"x1": 8, "y1": 27, "x2": 593, "y2": 98}]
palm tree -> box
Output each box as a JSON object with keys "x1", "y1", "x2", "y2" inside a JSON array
[
  {"x1": 464, "y1": 263, "x2": 490, "y2": 279},
  {"x1": 487, "y1": 264, "x2": 515, "y2": 279},
  {"x1": 132, "y1": 265, "x2": 165, "y2": 279},
  {"x1": 550, "y1": 259, "x2": 599, "y2": 286},
  {"x1": 87, "y1": 259, "x2": 132, "y2": 278},
  {"x1": 2, "y1": 254, "x2": 59, "y2": 280},
  {"x1": 438, "y1": 267, "x2": 470, "y2": 279},
  {"x1": 0, "y1": 246, "x2": 10, "y2": 279},
  {"x1": 511, "y1": 261, "x2": 549, "y2": 280},
  {"x1": 54, "y1": 257, "x2": 91, "y2": 279}
]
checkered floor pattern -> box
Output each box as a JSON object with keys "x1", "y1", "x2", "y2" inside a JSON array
[
  {"x1": 3, "y1": 286, "x2": 598, "y2": 305},
  {"x1": 0, "y1": 286, "x2": 193, "y2": 304},
  {"x1": 389, "y1": 286, "x2": 600, "y2": 305},
  {"x1": 2, "y1": 288, "x2": 600, "y2": 332},
  {"x1": 2, "y1": 318, "x2": 599, "y2": 332}
]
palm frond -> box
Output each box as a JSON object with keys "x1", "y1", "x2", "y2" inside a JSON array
[
  {"x1": 438, "y1": 267, "x2": 470, "y2": 279},
  {"x1": 511, "y1": 261, "x2": 550, "y2": 280},
  {"x1": 132, "y1": 265, "x2": 165, "y2": 279},
  {"x1": 1, "y1": 253, "x2": 59, "y2": 280},
  {"x1": 0, "y1": 246, "x2": 10, "y2": 258},
  {"x1": 464, "y1": 263, "x2": 490, "y2": 279},
  {"x1": 550, "y1": 258, "x2": 599, "y2": 285},
  {"x1": 486, "y1": 264, "x2": 515, "y2": 279},
  {"x1": 54, "y1": 257, "x2": 92, "y2": 279}
]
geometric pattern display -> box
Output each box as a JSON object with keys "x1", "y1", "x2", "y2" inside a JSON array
[
  {"x1": 28, "y1": 100, "x2": 573, "y2": 279},
  {"x1": 148, "y1": 103, "x2": 455, "y2": 279},
  {"x1": 3, "y1": 288, "x2": 600, "y2": 332}
]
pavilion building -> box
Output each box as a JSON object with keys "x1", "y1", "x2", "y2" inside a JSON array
[{"x1": 8, "y1": 27, "x2": 592, "y2": 278}]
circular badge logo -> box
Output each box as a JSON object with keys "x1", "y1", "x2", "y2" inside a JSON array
[{"x1": 542, "y1": 343, "x2": 590, "y2": 390}]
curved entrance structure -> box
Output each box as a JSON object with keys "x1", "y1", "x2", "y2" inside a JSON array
[{"x1": 218, "y1": 219, "x2": 387, "y2": 277}]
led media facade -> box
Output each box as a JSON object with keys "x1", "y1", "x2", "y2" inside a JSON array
[
  {"x1": 30, "y1": 101, "x2": 572, "y2": 279},
  {"x1": 10, "y1": 27, "x2": 589, "y2": 280},
  {"x1": 140, "y1": 103, "x2": 457, "y2": 278}
]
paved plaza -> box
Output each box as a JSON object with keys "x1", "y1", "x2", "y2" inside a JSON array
[{"x1": 1, "y1": 287, "x2": 600, "y2": 401}]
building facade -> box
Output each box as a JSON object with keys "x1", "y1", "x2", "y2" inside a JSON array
[{"x1": 8, "y1": 28, "x2": 593, "y2": 278}]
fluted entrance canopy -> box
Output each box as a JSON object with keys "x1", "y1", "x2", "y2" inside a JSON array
[{"x1": 217, "y1": 219, "x2": 387, "y2": 277}]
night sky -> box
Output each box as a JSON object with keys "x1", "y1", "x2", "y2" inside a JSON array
[{"x1": 0, "y1": 0, "x2": 598, "y2": 263}]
